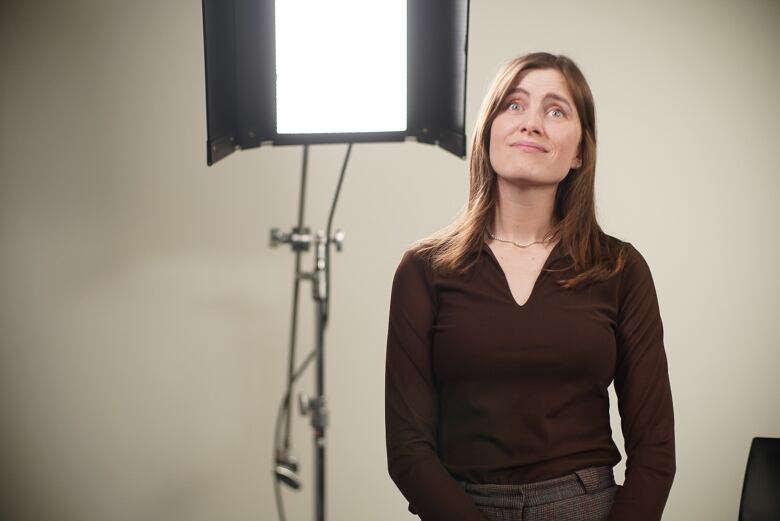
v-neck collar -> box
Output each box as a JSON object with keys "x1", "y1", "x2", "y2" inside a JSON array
[{"x1": 481, "y1": 239, "x2": 565, "y2": 308}]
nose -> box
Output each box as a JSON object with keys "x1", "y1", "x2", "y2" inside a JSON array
[{"x1": 518, "y1": 109, "x2": 543, "y2": 135}]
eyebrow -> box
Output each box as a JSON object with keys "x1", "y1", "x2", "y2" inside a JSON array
[{"x1": 506, "y1": 87, "x2": 573, "y2": 110}]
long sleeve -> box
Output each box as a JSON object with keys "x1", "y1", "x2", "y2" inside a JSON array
[
  {"x1": 608, "y1": 244, "x2": 676, "y2": 520},
  {"x1": 385, "y1": 250, "x2": 489, "y2": 521}
]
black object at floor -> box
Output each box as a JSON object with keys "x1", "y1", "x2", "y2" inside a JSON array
[{"x1": 739, "y1": 437, "x2": 780, "y2": 521}]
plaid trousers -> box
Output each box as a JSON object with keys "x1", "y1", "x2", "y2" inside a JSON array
[{"x1": 456, "y1": 465, "x2": 620, "y2": 521}]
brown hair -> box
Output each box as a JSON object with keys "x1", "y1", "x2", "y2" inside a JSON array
[{"x1": 411, "y1": 51, "x2": 628, "y2": 289}]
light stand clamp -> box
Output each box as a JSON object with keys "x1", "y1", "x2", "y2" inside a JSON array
[{"x1": 270, "y1": 227, "x2": 345, "y2": 302}]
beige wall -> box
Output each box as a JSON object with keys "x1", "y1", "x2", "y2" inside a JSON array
[{"x1": 1, "y1": 0, "x2": 779, "y2": 520}]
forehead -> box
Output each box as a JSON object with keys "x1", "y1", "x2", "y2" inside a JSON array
[{"x1": 510, "y1": 68, "x2": 573, "y2": 101}]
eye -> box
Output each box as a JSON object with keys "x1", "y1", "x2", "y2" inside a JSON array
[
  {"x1": 507, "y1": 101, "x2": 522, "y2": 111},
  {"x1": 550, "y1": 108, "x2": 565, "y2": 118}
]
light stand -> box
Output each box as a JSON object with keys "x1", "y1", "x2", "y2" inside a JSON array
[
  {"x1": 270, "y1": 145, "x2": 349, "y2": 521},
  {"x1": 201, "y1": 2, "x2": 469, "y2": 519}
]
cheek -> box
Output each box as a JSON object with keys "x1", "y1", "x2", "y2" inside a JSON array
[
  {"x1": 488, "y1": 124, "x2": 501, "y2": 159},
  {"x1": 556, "y1": 127, "x2": 582, "y2": 155},
  {"x1": 488, "y1": 121, "x2": 499, "y2": 146},
  {"x1": 488, "y1": 117, "x2": 510, "y2": 156}
]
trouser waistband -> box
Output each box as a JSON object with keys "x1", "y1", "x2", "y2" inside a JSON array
[{"x1": 456, "y1": 465, "x2": 615, "y2": 509}]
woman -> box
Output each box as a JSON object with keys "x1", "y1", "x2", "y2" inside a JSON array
[{"x1": 384, "y1": 52, "x2": 675, "y2": 521}]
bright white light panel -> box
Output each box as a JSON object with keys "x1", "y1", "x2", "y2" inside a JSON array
[{"x1": 275, "y1": 0, "x2": 407, "y2": 134}]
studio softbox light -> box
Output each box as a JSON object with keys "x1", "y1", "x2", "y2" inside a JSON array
[{"x1": 201, "y1": 0, "x2": 470, "y2": 165}]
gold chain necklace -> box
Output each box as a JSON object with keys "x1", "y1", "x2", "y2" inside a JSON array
[{"x1": 487, "y1": 230, "x2": 553, "y2": 249}]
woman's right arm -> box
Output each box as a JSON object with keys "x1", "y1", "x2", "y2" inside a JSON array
[{"x1": 385, "y1": 249, "x2": 488, "y2": 521}]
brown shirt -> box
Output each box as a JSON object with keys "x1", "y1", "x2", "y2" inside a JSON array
[{"x1": 384, "y1": 238, "x2": 675, "y2": 521}]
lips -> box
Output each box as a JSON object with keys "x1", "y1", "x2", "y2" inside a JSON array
[{"x1": 510, "y1": 140, "x2": 547, "y2": 152}]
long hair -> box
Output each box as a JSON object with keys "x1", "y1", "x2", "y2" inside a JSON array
[{"x1": 411, "y1": 51, "x2": 628, "y2": 289}]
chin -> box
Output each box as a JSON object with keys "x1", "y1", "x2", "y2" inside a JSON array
[{"x1": 496, "y1": 169, "x2": 551, "y2": 185}]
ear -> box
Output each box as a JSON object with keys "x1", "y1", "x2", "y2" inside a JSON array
[{"x1": 571, "y1": 144, "x2": 583, "y2": 169}]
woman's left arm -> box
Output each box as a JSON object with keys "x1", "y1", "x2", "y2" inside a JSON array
[{"x1": 608, "y1": 243, "x2": 676, "y2": 521}]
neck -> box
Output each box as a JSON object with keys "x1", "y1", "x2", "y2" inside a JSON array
[{"x1": 491, "y1": 177, "x2": 558, "y2": 244}]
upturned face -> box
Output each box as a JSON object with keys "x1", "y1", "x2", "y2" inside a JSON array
[{"x1": 489, "y1": 68, "x2": 582, "y2": 186}]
